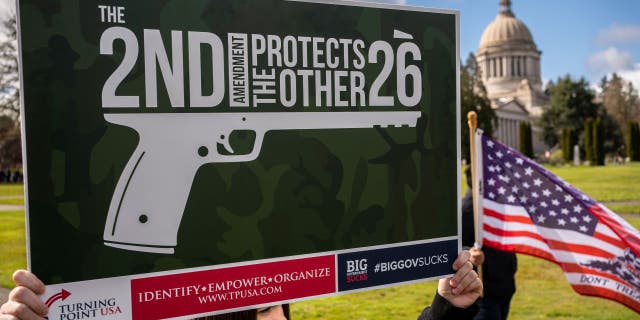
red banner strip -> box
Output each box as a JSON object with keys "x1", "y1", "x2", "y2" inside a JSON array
[{"x1": 130, "y1": 255, "x2": 336, "y2": 320}]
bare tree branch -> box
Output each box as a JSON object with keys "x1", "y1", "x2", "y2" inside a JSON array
[{"x1": 0, "y1": 14, "x2": 19, "y2": 118}]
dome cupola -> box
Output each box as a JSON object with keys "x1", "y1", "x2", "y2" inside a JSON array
[
  {"x1": 474, "y1": 0, "x2": 549, "y2": 157},
  {"x1": 475, "y1": 0, "x2": 542, "y2": 98},
  {"x1": 479, "y1": 0, "x2": 536, "y2": 52}
]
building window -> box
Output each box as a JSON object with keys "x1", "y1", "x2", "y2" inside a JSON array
[
  {"x1": 523, "y1": 56, "x2": 527, "y2": 76},
  {"x1": 499, "y1": 57, "x2": 503, "y2": 77}
]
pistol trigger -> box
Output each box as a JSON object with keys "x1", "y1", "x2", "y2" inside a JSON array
[{"x1": 221, "y1": 136, "x2": 234, "y2": 154}]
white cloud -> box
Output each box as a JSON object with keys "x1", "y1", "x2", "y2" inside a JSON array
[
  {"x1": 597, "y1": 24, "x2": 640, "y2": 46},
  {"x1": 618, "y1": 64, "x2": 640, "y2": 91},
  {"x1": 587, "y1": 47, "x2": 634, "y2": 74}
]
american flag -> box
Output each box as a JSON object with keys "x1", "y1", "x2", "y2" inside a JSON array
[{"x1": 474, "y1": 130, "x2": 640, "y2": 313}]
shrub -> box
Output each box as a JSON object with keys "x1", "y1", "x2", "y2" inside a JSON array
[
  {"x1": 629, "y1": 122, "x2": 640, "y2": 162},
  {"x1": 519, "y1": 122, "x2": 533, "y2": 158},
  {"x1": 593, "y1": 118, "x2": 604, "y2": 166},
  {"x1": 584, "y1": 118, "x2": 593, "y2": 164}
]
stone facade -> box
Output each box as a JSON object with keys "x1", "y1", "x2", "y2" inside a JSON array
[{"x1": 476, "y1": 0, "x2": 548, "y2": 154}]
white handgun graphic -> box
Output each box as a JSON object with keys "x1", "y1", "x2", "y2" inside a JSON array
[{"x1": 103, "y1": 111, "x2": 421, "y2": 254}]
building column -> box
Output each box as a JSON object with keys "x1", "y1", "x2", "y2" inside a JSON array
[
  {"x1": 499, "y1": 118, "x2": 505, "y2": 144},
  {"x1": 508, "y1": 119, "x2": 513, "y2": 147},
  {"x1": 513, "y1": 120, "x2": 520, "y2": 149},
  {"x1": 485, "y1": 57, "x2": 489, "y2": 80},
  {"x1": 505, "y1": 119, "x2": 510, "y2": 146},
  {"x1": 502, "y1": 57, "x2": 507, "y2": 78},
  {"x1": 504, "y1": 119, "x2": 509, "y2": 145},
  {"x1": 511, "y1": 119, "x2": 517, "y2": 148}
]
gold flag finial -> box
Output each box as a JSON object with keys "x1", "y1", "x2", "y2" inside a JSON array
[{"x1": 468, "y1": 111, "x2": 478, "y2": 132}]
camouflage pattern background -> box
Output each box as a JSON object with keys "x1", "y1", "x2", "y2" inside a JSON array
[{"x1": 18, "y1": 0, "x2": 458, "y2": 284}]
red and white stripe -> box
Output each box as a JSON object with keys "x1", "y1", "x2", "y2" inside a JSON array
[{"x1": 480, "y1": 199, "x2": 640, "y2": 313}]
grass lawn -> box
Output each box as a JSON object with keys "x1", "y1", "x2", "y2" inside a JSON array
[
  {"x1": 0, "y1": 184, "x2": 24, "y2": 197},
  {"x1": 294, "y1": 282, "x2": 438, "y2": 319},
  {"x1": 0, "y1": 210, "x2": 27, "y2": 288},
  {"x1": 547, "y1": 163, "x2": 640, "y2": 202},
  {"x1": 548, "y1": 163, "x2": 640, "y2": 214},
  {"x1": 0, "y1": 197, "x2": 24, "y2": 206},
  {"x1": 608, "y1": 204, "x2": 640, "y2": 215},
  {"x1": 0, "y1": 164, "x2": 639, "y2": 318}
]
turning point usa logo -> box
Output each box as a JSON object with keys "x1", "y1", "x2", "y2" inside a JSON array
[{"x1": 45, "y1": 289, "x2": 123, "y2": 320}]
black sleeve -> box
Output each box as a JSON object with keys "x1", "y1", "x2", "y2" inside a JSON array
[
  {"x1": 416, "y1": 292, "x2": 478, "y2": 320},
  {"x1": 461, "y1": 191, "x2": 476, "y2": 248}
]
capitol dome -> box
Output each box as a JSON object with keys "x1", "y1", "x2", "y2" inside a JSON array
[
  {"x1": 475, "y1": 0, "x2": 548, "y2": 155},
  {"x1": 476, "y1": 0, "x2": 542, "y2": 97},
  {"x1": 479, "y1": 10, "x2": 535, "y2": 50}
]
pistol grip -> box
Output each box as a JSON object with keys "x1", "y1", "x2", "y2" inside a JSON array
[
  {"x1": 103, "y1": 138, "x2": 197, "y2": 254},
  {"x1": 102, "y1": 113, "x2": 269, "y2": 254}
]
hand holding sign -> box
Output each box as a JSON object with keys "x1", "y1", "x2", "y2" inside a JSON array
[
  {"x1": 0, "y1": 270, "x2": 48, "y2": 320},
  {"x1": 437, "y1": 250, "x2": 483, "y2": 308}
]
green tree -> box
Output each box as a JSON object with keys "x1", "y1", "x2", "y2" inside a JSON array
[
  {"x1": 598, "y1": 108, "x2": 624, "y2": 158},
  {"x1": 519, "y1": 122, "x2": 533, "y2": 158},
  {"x1": 592, "y1": 117, "x2": 605, "y2": 166},
  {"x1": 636, "y1": 123, "x2": 640, "y2": 162},
  {"x1": 561, "y1": 128, "x2": 576, "y2": 163},
  {"x1": 629, "y1": 122, "x2": 640, "y2": 162},
  {"x1": 0, "y1": 115, "x2": 20, "y2": 168},
  {"x1": 539, "y1": 75, "x2": 599, "y2": 148},
  {"x1": 584, "y1": 118, "x2": 593, "y2": 164},
  {"x1": 568, "y1": 130, "x2": 573, "y2": 162},
  {"x1": 601, "y1": 74, "x2": 640, "y2": 140},
  {"x1": 461, "y1": 53, "x2": 496, "y2": 162},
  {"x1": 562, "y1": 129, "x2": 568, "y2": 162}
]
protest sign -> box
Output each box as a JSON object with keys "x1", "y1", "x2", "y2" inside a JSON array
[{"x1": 17, "y1": 0, "x2": 459, "y2": 318}]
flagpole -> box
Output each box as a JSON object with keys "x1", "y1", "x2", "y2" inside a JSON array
[
  {"x1": 467, "y1": 111, "x2": 483, "y2": 282},
  {"x1": 468, "y1": 111, "x2": 481, "y2": 249}
]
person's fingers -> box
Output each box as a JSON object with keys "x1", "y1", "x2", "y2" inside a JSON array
[
  {"x1": 470, "y1": 251, "x2": 484, "y2": 266},
  {"x1": 12, "y1": 271, "x2": 45, "y2": 295},
  {"x1": 460, "y1": 274, "x2": 483, "y2": 300},
  {"x1": 0, "y1": 300, "x2": 44, "y2": 320},
  {"x1": 451, "y1": 269, "x2": 479, "y2": 295},
  {"x1": 449, "y1": 260, "x2": 473, "y2": 288},
  {"x1": 8, "y1": 286, "x2": 48, "y2": 316},
  {"x1": 469, "y1": 274, "x2": 483, "y2": 295},
  {"x1": 0, "y1": 314, "x2": 21, "y2": 320},
  {"x1": 452, "y1": 250, "x2": 471, "y2": 271}
]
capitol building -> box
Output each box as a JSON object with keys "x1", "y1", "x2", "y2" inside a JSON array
[{"x1": 476, "y1": 0, "x2": 548, "y2": 154}]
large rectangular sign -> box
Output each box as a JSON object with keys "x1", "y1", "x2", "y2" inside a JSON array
[{"x1": 17, "y1": 0, "x2": 460, "y2": 318}]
